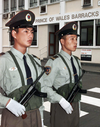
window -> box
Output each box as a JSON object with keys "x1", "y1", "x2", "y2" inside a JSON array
[
  {"x1": 84, "y1": 0, "x2": 91, "y2": 4},
  {"x1": 4, "y1": 0, "x2": 9, "y2": 13},
  {"x1": 19, "y1": 0, "x2": 24, "y2": 9},
  {"x1": 50, "y1": 0, "x2": 59, "y2": 3},
  {"x1": 82, "y1": 0, "x2": 92, "y2": 7},
  {"x1": 30, "y1": 0, "x2": 37, "y2": 7},
  {"x1": 10, "y1": 12, "x2": 15, "y2": 18},
  {"x1": 40, "y1": 0, "x2": 48, "y2": 5},
  {"x1": 80, "y1": 20, "x2": 93, "y2": 46},
  {"x1": 96, "y1": 19, "x2": 100, "y2": 46},
  {"x1": 11, "y1": 0, "x2": 16, "y2": 11},
  {"x1": 40, "y1": 5, "x2": 47, "y2": 13},
  {"x1": 96, "y1": 27, "x2": 100, "y2": 46},
  {"x1": 31, "y1": 26, "x2": 37, "y2": 46}
]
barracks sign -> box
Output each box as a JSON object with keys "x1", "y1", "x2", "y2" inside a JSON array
[{"x1": 35, "y1": 9, "x2": 100, "y2": 25}]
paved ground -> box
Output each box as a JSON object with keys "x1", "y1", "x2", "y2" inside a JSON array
[
  {"x1": 79, "y1": 72, "x2": 100, "y2": 127},
  {"x1": 43, "y1": 63, "x2": 100, "y2": 127},
  {"x1": 0, "y1": 63, "x2": 100, "y2": 127}
]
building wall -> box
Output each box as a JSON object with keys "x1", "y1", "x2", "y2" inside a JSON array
[
  {"x1": 30, "y1": 3, "x2": 60, "y2": 17},
  {"x1": 47, "y1": 3, "x2": 60, "y2": 15},
  {"x1": 30, "y1": 8, "x2": 40, "y2": 17},
  {"x1": 28, "y1": 25, "x2": 48, "y2": 59},
  {"x1": 0, "y1": 0, "x2": 3, "y2": 53},
  {"x1": 1, "y1": 0, "x2": 100, "y2": 63},
  {"x1": 92, "y1": 49, "x2": 100, "y2": 63},
  {"x1": 65, "y1": 0, "x2": 99, "y2": 13},
  {"x1": 2, "y1": 28, "x2": 9, "y2": 46},
  {"x1": 73, "y1": 49, "x2": 100, "y2": 64},
  {"x1": 65, "y1": 0, "x2": 82, "y2": 13}
]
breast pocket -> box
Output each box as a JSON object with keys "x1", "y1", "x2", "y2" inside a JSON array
[
  {"x1": 5, "y1": 68, "x2": 21, "y2": 92},
  {"x1": 57, "y1": 69, "x2": 70, "y2": 84}
]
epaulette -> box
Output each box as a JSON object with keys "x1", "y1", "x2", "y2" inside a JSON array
[
  {"x1": 50, "y1": 55, "x2": 59, "y2": 60},
  {"x1": 32, "y1": 54, "x2": 40, "y2": 60},
  {"x1": 73, "y1": 55, "x2": 80, "y2": 60}
]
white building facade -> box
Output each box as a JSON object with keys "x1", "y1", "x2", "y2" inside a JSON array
[{"x1": 1, "y1": 0, "x2": 100, "y2": 63}]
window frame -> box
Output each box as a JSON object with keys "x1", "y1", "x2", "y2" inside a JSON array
[
  {"x1": 18, "y1": 0, "x2": 24, "y2": 9},
  {"x1": 80, "y1": 20, "x2": 93, "y2": 46},
  {"x1": 11, "y1": 0, "x2": 16, "y2": 11},
  {"x1": 4, "y1": 0, "x2": 9, "y2": 13},
  {"x1": 81, "y1": 0, "x2": 93, "y2": 7},
  {"x1": 96, "y1": 25, "x2": 100, "y2": 46},
  {"x1": 39, "y1": 0, "x2": 48, "y2": 5},
  {"x1": 50, "y1": 0, "x2": 60, "y2": 3},
  {"x1": 39, "y1": 5, "x2": 47, "y2": 14},
  {"x1": 30, "y1": 0, "x2": 37, "y2": 7}
]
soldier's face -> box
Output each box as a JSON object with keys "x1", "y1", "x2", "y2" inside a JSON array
[
  {"x1": 13, "y1": 27, "x2": 34, "y2": 49},
  {"x1": 61, "y1": 34, "x2": 78, "y2": 55}
]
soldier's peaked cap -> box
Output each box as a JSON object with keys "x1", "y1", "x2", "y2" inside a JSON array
[
  {"x1": 56, "y1": 21, "x2": 80, "y2": 40},
  {"x1": 5, "y1": 10, "x2": 35, "y2": 29}
]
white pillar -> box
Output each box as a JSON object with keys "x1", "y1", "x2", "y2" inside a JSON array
[
  {"x1": 25, "y1": 0, "x2": 28, "y2": 10},
  {"x1": 59, "y1": 0, "x2": 65, "y2": 51},
  {"x1": 60, "y1": 0, "x2": 65, "y2": 14},
  {"x1": 0, "y1": 0, "x2": 3, "y2": 52},
  {"x1": 59, "y1": 22, "x2": 65, "y2": 51},
  {"x1": 77, "y1": 21, "x2": 80, "y2": 47},
  {"x1": 93, "y1": 19, "x2": 96, "y2": 46}
]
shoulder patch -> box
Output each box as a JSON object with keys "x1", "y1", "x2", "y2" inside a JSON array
[
  {"x1": 32, "y1": 54, "x2": 40, "y2": 60},
  {"x1": 50, "y1": 55, "x2": 58, "y2": 60},
  {"x1": 45, "y1": 66, "x2": 51, "y2": 75}
]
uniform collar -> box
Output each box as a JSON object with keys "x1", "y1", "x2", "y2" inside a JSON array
[
  {"x1": 60, "y1": 50, "x2": 73, "y2": 60},
  {"x1": 11, "y1": 47, "x2": 27, "y2": 59}
]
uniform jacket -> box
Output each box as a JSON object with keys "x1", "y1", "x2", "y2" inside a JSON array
[
  {"x1": 43, "y1": 50, "x2": 82, "y2": 103},
  {"x1": 0, "y1": 47, "x2": 44, "y2": 117}
]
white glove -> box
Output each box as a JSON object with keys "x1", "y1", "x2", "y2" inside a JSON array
[
  {"x1": 6, "y1": 99, "x2": 26, "y2": 117},
  {"x1": 59, "y1": 98, "x2": 73, "y2": 114}
]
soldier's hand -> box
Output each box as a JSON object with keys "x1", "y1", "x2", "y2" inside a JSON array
[
  {"x1": 59, "y1": 97, "x2": 73, "y2": 114},
  {"x1": 6, "y1": 99, "x2": 26, "y2": 117}
]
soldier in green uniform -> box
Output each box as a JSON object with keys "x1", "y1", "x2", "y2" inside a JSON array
[
  {"x1": 43, "y1": 22, "x2": 82, "y2": 127},
  {"x1": 0, "y1": 10, "x2": 44, "y2": 127}
]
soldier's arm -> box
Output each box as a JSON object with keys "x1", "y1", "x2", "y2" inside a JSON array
[{"x1": 43, "y1": 58, "x2": 62, "y2": 103}]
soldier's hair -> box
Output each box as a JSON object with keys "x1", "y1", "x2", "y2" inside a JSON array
[
  {"x1": 10, "y1": 28, "x2": 19, "y2": 33},
  {"x1": 61, "y1": 35, "x2": 67, "y2": 40},
  {"x1": 60, "y1": 35, "x2": 67, "y2": 46}
]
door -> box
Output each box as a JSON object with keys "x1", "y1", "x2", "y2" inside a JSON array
[{"x1": 49, "y1": 32, "x2": 55, "y2": 56}]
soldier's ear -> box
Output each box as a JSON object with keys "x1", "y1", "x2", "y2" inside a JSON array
[
  {"x1": 60, "y1": 38, "x2": 65, "y2": 46},
  {"x1": 12, "y1": 30, "x2": 17, "y2": 39}
]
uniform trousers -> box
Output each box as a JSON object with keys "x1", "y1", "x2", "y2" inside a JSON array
[
  {"x1": 1, "y1": 108, "x2": 42, "y2": 127},
  {"x1": 50, "y1": 102, "x2": 79, "y2": 127}
]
